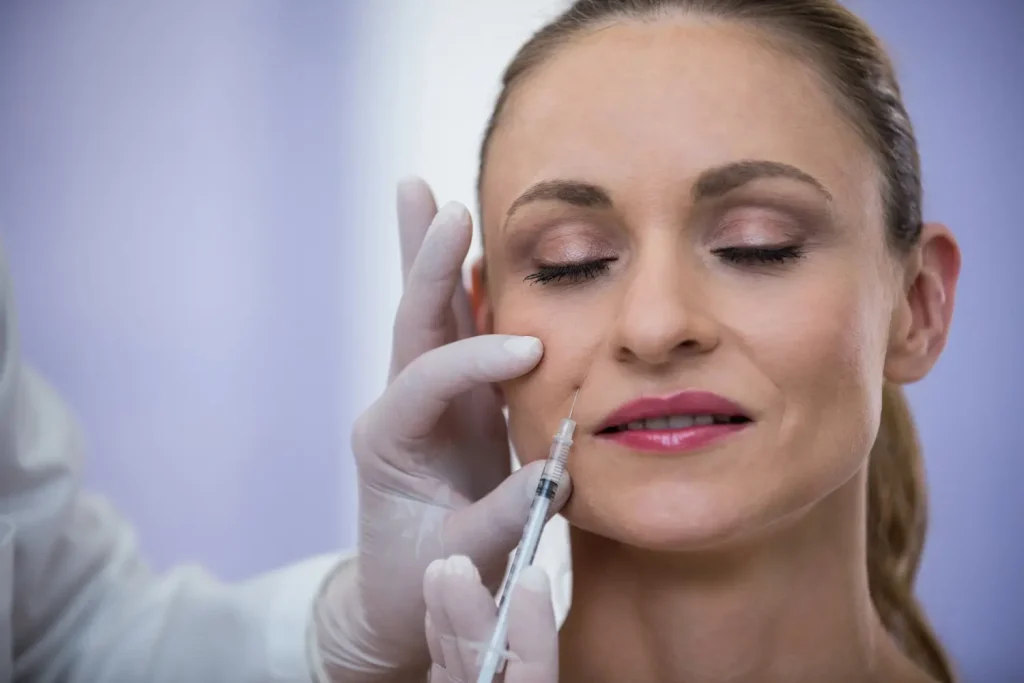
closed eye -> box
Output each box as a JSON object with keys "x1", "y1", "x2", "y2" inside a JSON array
[
  {"x1": 713, "y1": 245, "x2": 804, "y2": 266},
  {"x1": 525, "y1": 258, "x2": 616, "y2": 285}
]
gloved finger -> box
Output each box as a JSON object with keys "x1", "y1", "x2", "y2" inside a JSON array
[
  {"x1": 425, "y1": 610, "x2": 447, "y2": 676},
  {"x1": 443, "y1": 460, "x2": 572, "y2": 583},
  {"x1": 383, "y1": 334, "x2": 543, "y2": 441},
  {"x1": 436, "y1": 555, "x2": 501, "y2": 680},
  {"x1": 505, "y1": 565, "x2": 559, "y2": 683},
  {"x1": 389, "y1": 201, "x2": 472, "y2": 380},
  {"x1": 427, "y1": 613, "x2": 461, "y2": 683},
  {"x1": 397, "y1": 176, "x2": 438, "y2": 287},
  {"x1": 424, "y1": 559, "x2": 467, "y2": 683}
]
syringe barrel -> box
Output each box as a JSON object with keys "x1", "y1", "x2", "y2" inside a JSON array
[
  {"x1": 477, "y1": 416, "x2": 577, "y2": 683},
  {"x1": 537, "y1": 418, "x2": 575, "y2": 499},
  {"x1": 487, "y1": 494, "x2": 551, "y2": 661}
]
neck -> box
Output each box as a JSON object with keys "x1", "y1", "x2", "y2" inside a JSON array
[{"x1": 559, "y1": 472, "x2": 923, "y2": 683}]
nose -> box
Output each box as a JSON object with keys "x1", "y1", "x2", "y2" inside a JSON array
[{"x1": 612, "y1": 251, "x2": 719, "y2": 367}]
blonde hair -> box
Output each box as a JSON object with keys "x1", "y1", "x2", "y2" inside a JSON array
[{"x1": 477, "y1": 1, "x2": 953, "y2": 680}]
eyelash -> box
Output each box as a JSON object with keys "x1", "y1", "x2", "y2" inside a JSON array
[
  {"x1": 525, "y1": 258, "x2": 616, "y2": 285},
  {"x1": 524, "y1": 246, "x2": 804, "y2": 286},
  {"x1": 713, "y1": 244, "x2": 805, "y2": 266}
]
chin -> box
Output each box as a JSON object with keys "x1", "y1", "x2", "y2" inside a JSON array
[{"x1": 563, "y1": 477, "x2": 771, "y2": 553}]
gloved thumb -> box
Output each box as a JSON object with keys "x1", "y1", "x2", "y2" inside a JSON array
[{"x1": 441, "y1": 460, "x2": 572, "y2": 583}]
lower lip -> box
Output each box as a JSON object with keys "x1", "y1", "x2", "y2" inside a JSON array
[{"x1": 597, "y1": 423, "x2": 750, "y2": 453}]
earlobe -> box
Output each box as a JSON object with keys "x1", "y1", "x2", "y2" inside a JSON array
[
  {"x1": 884, "y1": 223, "x2": 961, "y2": 384},
  {"x1": 470, "y1": 258, "x2": 494, "y2": 335}
]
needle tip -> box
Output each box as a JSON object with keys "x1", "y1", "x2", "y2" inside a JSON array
[{"x1": 568, "y1": 388, "x2": 580, "y2": 418}]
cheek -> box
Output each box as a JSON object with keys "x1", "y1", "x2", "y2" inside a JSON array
[
  {"x1": 740, "y1": 265, "x2": 890, "y2": 459},
  {"x1": 492, "y1": 292, "x2": 607, "y2": 462}
]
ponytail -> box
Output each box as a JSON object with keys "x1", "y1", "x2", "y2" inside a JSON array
[{"x1": 866, "y1": 383, "x2": 955, "y2": 682}]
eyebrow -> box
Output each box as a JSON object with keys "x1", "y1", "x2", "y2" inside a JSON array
[
  {"x1": 504, "y1": 179, "x2": 613, "y2": 220},
  {"x1": 502, "y1": 159, "x2": 832, "y2": 229},
  {"x1": 692, "y1": 160, "x2": 833, "y2": 203}
]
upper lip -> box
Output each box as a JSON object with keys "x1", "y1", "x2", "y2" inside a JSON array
[{"x1": 596, "y1": 390, "x2": 752, "y2": 432}]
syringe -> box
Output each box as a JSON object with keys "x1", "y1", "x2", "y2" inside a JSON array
[{"x1": 475, "y1": 389, "x2": 579, "y2": 683}]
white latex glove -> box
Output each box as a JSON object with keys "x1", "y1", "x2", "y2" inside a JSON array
[
  {"x1": 312, "y1": 178, "x2": 571, "y2": 682},
  {"x1": 423, "y1": 555, "x2": 558, "y2": 683}
]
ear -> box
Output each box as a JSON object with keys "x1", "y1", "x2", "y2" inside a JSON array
[
  {"x1": 470, "y1": 257, "x2": 494, "y2": 335},
  {"x1": 471, "y1": 257, "x2": 506, "y2": 404},
  {"x1": 884, "y1": 222, "x2": 961, "y2": 384}
]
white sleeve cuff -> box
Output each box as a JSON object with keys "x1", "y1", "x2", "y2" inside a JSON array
[{"x1": 261, "y1": 553, "x2": 352, "y2": 682}]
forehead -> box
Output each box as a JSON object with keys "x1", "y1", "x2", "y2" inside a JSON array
[{"x1": 482, "y1": 18, "x2": 878, "y2": 229}]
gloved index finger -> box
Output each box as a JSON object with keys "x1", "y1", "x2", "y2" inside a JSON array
[{"x1": 384, "y1": 334, "x2": 542, "y2": 441}]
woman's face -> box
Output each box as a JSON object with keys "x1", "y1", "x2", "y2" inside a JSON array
[{"x1": 478, "y1": 18, "x2": 904, "y2": 551}]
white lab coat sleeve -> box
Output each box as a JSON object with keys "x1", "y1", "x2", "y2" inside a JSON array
[{"x1": 0, "y1": 244, "x2": 352, "y2": 683}]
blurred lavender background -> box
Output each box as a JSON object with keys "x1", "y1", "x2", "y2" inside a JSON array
[
  {"x1": 0, "y1": 1, "x2": 1021, "y2": 679},
  {"x1": 0, "y1": 0, "x2": 360, "y2": 578}
]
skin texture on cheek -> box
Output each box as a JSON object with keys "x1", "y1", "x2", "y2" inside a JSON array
[
  {"x1": 494, "y1": 297, "x2": 606, "y2": 464},
  {"x1": 745, "y1": 265, "x2": 890, "y2": 518}
]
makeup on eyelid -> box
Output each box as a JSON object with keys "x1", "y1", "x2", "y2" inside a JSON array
[
  {"x1": 534, "y1": 234, "x2": 617, "y2": 264},
  {"x1": 501, "y1": 187, "x2": 833, "y2": 278},
  {"x1": 526, "y1": 214, "x2": 804, "y2": 266},
  {"x1": 503, "y1": 213, "x2": 616, "y2": 260},
  {"x1": 712, "y1": 211, "x2": 802, "y2": 249}
]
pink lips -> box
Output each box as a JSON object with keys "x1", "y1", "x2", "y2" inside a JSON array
[{"x1": 595, "y1": 390, "x2": 752, "y2": 454}]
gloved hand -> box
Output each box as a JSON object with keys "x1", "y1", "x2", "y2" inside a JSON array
[
  {"x1": 421, "y1": 557, "x2": 561, "y2": 683},
  {"x1": 311, "y1": 177, "x2": 571, "y2": 682},
  {"x1": 423, "y1": 555, "x2": 558, "y2": 683}
]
